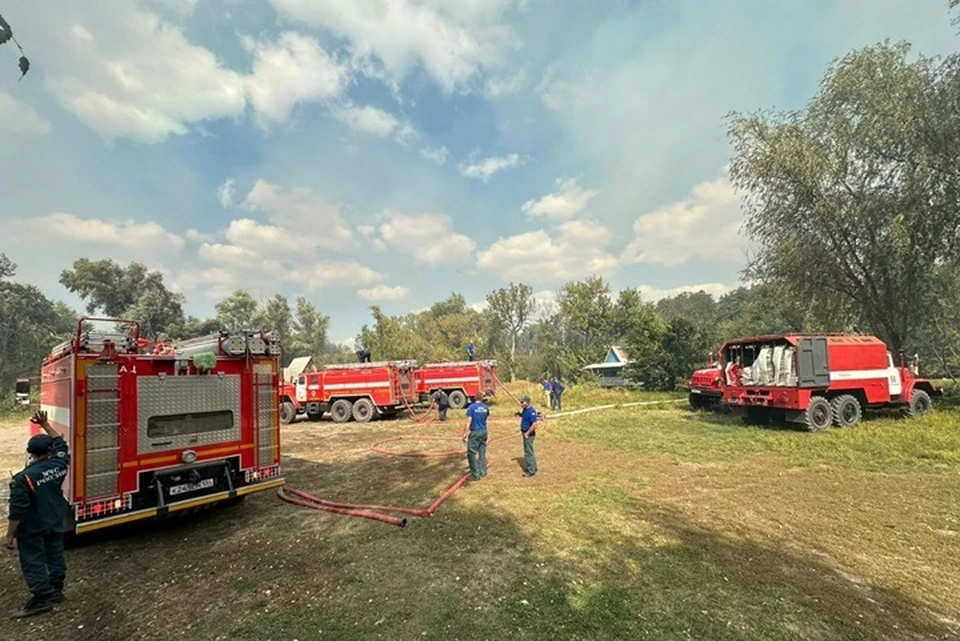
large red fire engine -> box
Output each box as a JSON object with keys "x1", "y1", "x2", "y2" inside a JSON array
[
  {"x1": 280, "y1": 360, "x2": 419, "y2": 424},
  {"x1": 30, "y1": 318, "x2": 285, "y2": 534},
  {"x1": 415, "y1": 360, "x2": 498, "y2": 409},
  {"x1": 720, "y1": 334, "x2": 940, "y2": 431}
]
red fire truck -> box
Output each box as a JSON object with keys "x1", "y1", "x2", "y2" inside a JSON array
[
  {"x1": 720, "y1": 334, "x2": 940, "y2": 431},
  {"x1": 281, "y1": 360, "x2": 419, "y2": 424},
  {"x1": 684, "y1": 362, "x2": 723, "y2": 409},
  {"x1": 29, "y1": 318, "x2": 285, "y2": 535},
  {"x1": 415, "y1": 360, "x2": 498, "y2": 409}
]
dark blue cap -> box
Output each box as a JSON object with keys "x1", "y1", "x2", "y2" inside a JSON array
[{"x1": 26, "y1": 434, "x2": 54, "y2": 454}]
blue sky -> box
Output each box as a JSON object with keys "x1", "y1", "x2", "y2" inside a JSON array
[{"x1": 0, "y1": 0, "x2": 955, "y2": 343}]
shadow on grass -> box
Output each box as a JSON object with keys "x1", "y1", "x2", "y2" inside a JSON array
[{"x1": 2, "y1": 449, "x2": 957, "y2": 641}]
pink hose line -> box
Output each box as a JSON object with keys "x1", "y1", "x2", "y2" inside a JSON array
[{"x1": 280, "y1": 430, "x2": 525, "y2": 526}]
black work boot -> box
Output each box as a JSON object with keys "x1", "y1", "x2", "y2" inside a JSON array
[{"x1": 11, "y1": 593, "x2": 54, "y2": 618}]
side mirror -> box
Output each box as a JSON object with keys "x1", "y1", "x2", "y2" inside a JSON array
[{"x1": 14, "y1": 378, "x2": 30, "y2": 405}]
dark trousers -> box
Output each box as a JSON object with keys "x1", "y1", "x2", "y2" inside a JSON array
[
  {"x1": 17, "y1": 532, "x2": 65, "y2": 596},
  {"x1": 438, "y1": 406, "x2": 448, "y2": 421},
  {"x1": 466, "y1": 430, "x2": 488, "y2": 479},
  {"x1": 467, "y1": 354, "x2": 474, "y2": 361},
  {"x1": 523, "y1": 433, "x2": 537, "y2": 475}
]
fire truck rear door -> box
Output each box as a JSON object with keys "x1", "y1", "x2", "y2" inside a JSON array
[{"x1": 797, "y1": 337, "x2": 830, "y2": 388}]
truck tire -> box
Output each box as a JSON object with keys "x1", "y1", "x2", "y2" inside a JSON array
[
  {"x1": 448, "y1": 390, "x2": 468, "y2": 410},
  {"x1": 688, "y1": 393, "x2": 706, "y2": 410},
  {"x1": 830, "y1": 395, "x2": 862, "y2": 428},
  {"x1": 352, "y1": 398, "x2": 375, "y2": 423},
  {"x1": 903, "y1": 388, "x2": 932, "y2": 418},
  {"x1": 280, "y1": 401, "x2": 296, "y2": 425},
  {"x1": 804, "y1": 396, "x2": 832, "y2": 432},
  {"x1": 331, "y1": 399, "x2": 353, "y2": 423}
]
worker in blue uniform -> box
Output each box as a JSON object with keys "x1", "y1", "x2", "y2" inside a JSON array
[
  {"x1": 466, "y1": 342, "x2": 476, "y2": 362},
  {"x1": 6, "y1": 411, "x2": 70, "y2": 618},
  {"x1": 462, "y1": 394, "x2": 489, "y2": 481},
  {"x1": 518, "y1": 396, "x2": 540, "y2": 477}
]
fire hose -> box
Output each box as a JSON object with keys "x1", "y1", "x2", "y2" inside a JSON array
[{"x1": 278, "y1": 373, "x2": 551, "y2": 527}]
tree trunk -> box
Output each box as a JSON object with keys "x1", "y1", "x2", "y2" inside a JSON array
[{"x1": 510, "y1": 331, "x2": 517, "y2": 382}]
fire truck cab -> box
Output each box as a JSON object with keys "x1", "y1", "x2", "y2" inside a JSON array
[
  {"x1": 284, "y1": 360, "x2": 419, "y2": 424},
  {"x1": 684, "y1": 361, "x2": 723, "y2": 410},
  {"x1": 721, "y1": 334, "x2": 940, "y2": 431},
  {"x1": 33, "y1": 318, "x2": 285, "y2": 535},
  {"x1": 415, "y1": 360, "x2": 498, "y2": 409}
]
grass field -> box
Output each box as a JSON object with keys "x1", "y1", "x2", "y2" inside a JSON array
[{"x1": 0, "y1": 384, "x2": 958, "y2": 641}]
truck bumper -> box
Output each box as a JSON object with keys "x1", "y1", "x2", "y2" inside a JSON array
[{"x1": 74, "y1": 478, "x2": 286, "y2": 534}]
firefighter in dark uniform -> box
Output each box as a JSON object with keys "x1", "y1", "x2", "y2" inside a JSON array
[
  {"x1": 6, "y1": 410, "x2": 70, "y2": 618},
  {"x1": 434, "y1": 389, "x2": 450, "y2": 421}
]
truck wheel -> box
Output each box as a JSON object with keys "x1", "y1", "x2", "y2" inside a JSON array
[
  {"x1": 830, "y1": 395, "x2": 862, "y2": 428},
  {"x1": 688, "y1": 393, "x2": 707, "y2": 410},
  {"x1": 804, "y1": 396, "x2": 832, "y2": 432},
  {"x1": 903, "y1": 388, "x2": 932, "y2": 418},
  {"x1": 280, "y1": 401, "x2": 296, "y2": 425},
  {"x1": 352, "y1": 398, "x2": 375, "y2": 423},
  {"x1": 448, "y1": 390, "x2": 467, "y2": 409},
  {"x1": 331, "y1": 399, "x2": 353, "y2": 423}
]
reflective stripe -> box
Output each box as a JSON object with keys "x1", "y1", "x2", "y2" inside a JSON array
[
  {"x1": 323, "y1": 382, "x2": 391, "y2": 390},
  {"x1": 40, "y1": 405, "x2": 70, "y2": 428},
  {"x1": 829, "y1": 369, "x2": 891, "y2": 381}
]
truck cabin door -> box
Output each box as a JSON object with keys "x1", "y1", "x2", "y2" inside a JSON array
[
  {"x1": 296, "y1": 375, "x2": 307, "y2": 403},
  {"x1": 886, "y1": 352, "x2": 903, "y2": 398}
]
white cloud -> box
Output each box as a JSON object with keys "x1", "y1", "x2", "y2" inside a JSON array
[
  {"x1": 184, "y1": 228, "x2": 214, "y2": 243},
  {"x1": 266, "y1": 0, "x2": 517, "y2": 92},
  {"x1": 476, "y1": 219, "x2": 618, "y2": 283},
  {"x1": 13, "y1": 213, "x2": 185, "y2": 253},
  {"x1": 42, "y1": 1, "x2": 248, "y2": 142},
  {"x1": 420, "y1": 145, "x2": 449, "y2": 165},
  {"x1": 376, "y1": 211, "x2": 476, "y2": 264},
  {"x1": 243, "y1": 179, "x2": 354, "y2": 252},
  {"x1": 458, "y1": 153, "x2": 522, "y2": 181},
  {"x1": 484, "y1": 70, "x2": 526, "y2": 97},
  {"x1": 537, "y1": 69, "x2": 596, "y2": 112},
  {"x1": 636, "y1": 283, "x2": 734, "y2": 303},
  {"x1": 357, "y1": 224, "x2": 376, "y2": 236},
  {"x1": 217, "y1": 178, "x2": 236, "y2": 208},
  {"x1": 33, "y1": 3, "x2": 349, "y2": 142},
  {"x1": 357, "y1": 285, "x2": 411, "y2": 301},
  {"x1": 521, "y1": 177, "x2": 599, "y2": 220},
  {"x1": 245, "y1": 32, "x2": 349, "y2": 126},
  {"x1": 0, "y1": 93, "x2": 52, "y2": 136},
  {"x1": 331, "y1": 104, "x2": 414, "y2": 143},
  {"x1": 621, "y1": 176, "x2": 744, "y2": 267}
]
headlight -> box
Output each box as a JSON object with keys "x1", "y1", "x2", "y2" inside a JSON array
[{"x1": 181, "y1": 450, "x2": 197, "y2": 464}]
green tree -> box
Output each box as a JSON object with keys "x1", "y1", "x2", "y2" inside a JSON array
[
  {"x1": 556, "y1": 277, "x2": 615, "y2": 378},
  {"x1": 729, "y1": 42, "x2": 960, "y2": 354},
  {"x1": 486, "y1": 283, "x2": 537, "y2": 381},
  {"x1": 216, "y1": 290, "x2": 258, "y2": 330},
  {"x1": 288, "y1": 297, "x2": 329, "y2": 358},
  {"x1": 60, "y1": 259, "x2": 184, "y2": 340},
  {"x1": 252, "y1": 294, "x2": 294, "y2": 340},
  {"x1": 0, "y1": 255, "x2": 76, "y2": 392}
]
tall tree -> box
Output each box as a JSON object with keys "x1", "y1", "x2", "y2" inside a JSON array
[
  {"x1": 0, "y1": 255, "x2": 76, "y2": 392},
  {"x1": 59, "y1": 259, "x2": 184, "y2": 340},
  {"x1": 485, "y1": 283, "x2": 536, "y2": 381},
  {"x1": 252, "y1": 294, "x2": 294, "y2": 340},
  {"x1": 729, "y1": 42, "x2": 960, "y2": 354},
  {"x1": 289, "y1": 297, "x2": 329, "y2": 358},
  {"x1": 215, "y1": 290, "x2": 258, "y2": 330},
  {"x1": 556, "y1": 277, "x2": 615, "y2": 377}
]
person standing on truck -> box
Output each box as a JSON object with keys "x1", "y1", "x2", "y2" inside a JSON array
[
  {"x1": 466, "y1": 342, "x2": 476, "y2": 362},
  {"x1": 6, "y1": 411, "x2": 70, "y2": 618},
  {"x1": 435, "y1": 389, "x2": 450, "y2": 422},
  {"x1": 462, "y1": 394, "x2": 489, "y2": 481},
  {"x1": 517, "y1": 396, "x2": 541, "y2": 477}
]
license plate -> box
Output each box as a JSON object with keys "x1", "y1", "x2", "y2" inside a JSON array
[
  {"x1": 168, "y1": 478, "x2": 215, "y2": 496},
  {"x1": 691, "y1": 389, "x2": 702, "y2": 394}
]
